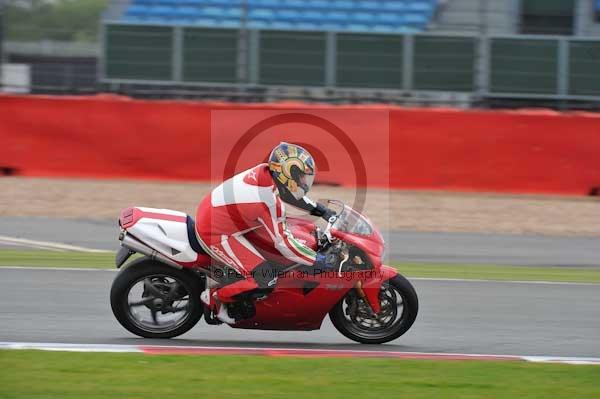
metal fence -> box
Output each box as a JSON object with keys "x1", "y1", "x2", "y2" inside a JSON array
[{"x1": 100, "y1": 22, "x2": 600, "y2": 102}]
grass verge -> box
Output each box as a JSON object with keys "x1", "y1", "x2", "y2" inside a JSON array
[
  {"x1": 0, "y1": 249, "x2": 116, "y2": 269},
  {"x1": 1, "y1": 350, "x2": 599, "y2": 399},
  {"x1": 0, "y1": 249, "x2": 599, "y2": 283}
]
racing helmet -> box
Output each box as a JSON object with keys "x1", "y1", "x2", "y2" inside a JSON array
[{"x1": 268, "y1": 142, "x2": 316, "y2": 200}]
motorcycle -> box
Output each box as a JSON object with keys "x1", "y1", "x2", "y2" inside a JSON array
[{"x1": 110, "y1": 200, "x2": 418, "y2": 344}]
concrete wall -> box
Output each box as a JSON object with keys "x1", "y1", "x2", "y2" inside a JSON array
[
  {"x1": 576, "y1": 0, "x2": 600, "y2": 36},
  {"x1": 432, "y1": 0, "x2": 518, "y2": 35}
]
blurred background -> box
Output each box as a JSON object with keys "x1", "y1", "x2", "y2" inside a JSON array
[
  {"x1": 2, "y1": 0, "x2": 600, "y2": 264},
  {"x1": 2, "y1": 0, "x2": 600, "y2": 109},
  {"x1": 2, "y1": 3, "x2": 600, "y2": 385}
]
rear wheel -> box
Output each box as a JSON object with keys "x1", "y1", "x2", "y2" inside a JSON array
[
  {"x1": 329, "y1": 274, "x2": 418, "y2": 344},
  {"x1": 110, "y1": 258, "x2": 204, "y2": 338}
]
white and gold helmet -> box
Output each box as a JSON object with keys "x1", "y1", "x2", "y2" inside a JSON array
[{"x1": 268, "y1": 142, "x2": 316, "y2": 200}]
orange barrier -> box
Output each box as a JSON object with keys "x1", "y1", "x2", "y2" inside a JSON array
[{"x1": 1, "y1": 94, "x2": 599, "y2": 195}]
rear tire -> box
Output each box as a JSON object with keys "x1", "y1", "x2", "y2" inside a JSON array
[
  {"x1": 110, "y1": 258, "x2": 204, "y2": 339},
  {"x1": 329, "y1": 274, "x2": 418, "y2": 344}
]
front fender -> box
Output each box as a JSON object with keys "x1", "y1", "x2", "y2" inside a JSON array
[
  {"x1": 380, "y1": 265, "x2": 400, "y2": 280},
  {"x1": 360, "y1": 265, "x2": 398, "y2": 314}
]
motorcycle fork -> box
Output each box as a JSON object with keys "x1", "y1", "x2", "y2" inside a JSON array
[{"x1": 354, "y1": 280, "x2": 382, "y2": 314}]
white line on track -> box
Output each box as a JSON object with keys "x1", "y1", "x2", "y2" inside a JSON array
[
  {"x1": 0, "y1": 342, "x2": 141, "y2": 353},
  {"x1": 0, "y1": 235, "x2": 111, "y2": 253},
  {"x1": 0, "y1": 239, "x2": 65, "y2": 252},
  {"x1": 2, "y1": 266, "x2": 599, "y2": 285}
]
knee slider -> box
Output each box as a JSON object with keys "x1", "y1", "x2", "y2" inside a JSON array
[{"x1": 251, "y1": 261, "x2": 279, "y2": 289}]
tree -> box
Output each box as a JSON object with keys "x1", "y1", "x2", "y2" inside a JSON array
[{"x1": 4, "y1": 0, "x2": 109, "y2": 42}]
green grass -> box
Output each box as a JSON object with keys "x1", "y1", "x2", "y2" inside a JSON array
[
  {"x1": 1, "y1": 249, "x2": 600, "y2": 283},
  {"x1": 1, "y1": 350, "x2": 599, "y2": 399},
  {"x1": 0, "y1": 249, "x2": 116, "y2": 269}
]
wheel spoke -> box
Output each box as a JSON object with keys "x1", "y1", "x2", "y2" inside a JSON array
[
  {"x1": 143, "y1": 278, "x2": 165, "y2": 298},
  {"x1": 150, "y1": 309, "x2": 159, "y2": 325},
  {"x1": 129, "y1": 297, "x2": 154, "y2": 307},
  {"x1": 166, "y1": 281, "x2": 183, "y2": 300},
  {"x1": 163, "y1": 305, "x2": 188, "y2": 314}
]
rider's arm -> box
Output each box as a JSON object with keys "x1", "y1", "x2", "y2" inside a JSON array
[
  {"x1": 257, "y1": 199, "x2": 316, "y2": 266},
  {"x1": 278, "y1": 190, "x2": 334, "y2": 221}
]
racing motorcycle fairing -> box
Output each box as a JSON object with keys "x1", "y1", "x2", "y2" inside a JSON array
[
  {"x1": 230, "y1": 265, "x2": 399, "y2": 330},
  {"x1": 117, "y1": 203, "x2": 400, "y2": 330},
  {"x1": 119, "y1": 206, "x2": 212, "y2": 267}
]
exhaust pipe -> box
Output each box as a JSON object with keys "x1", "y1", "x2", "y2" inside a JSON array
[{"x1": 121, "y1": 233, "x2": 182, "y2": 270}]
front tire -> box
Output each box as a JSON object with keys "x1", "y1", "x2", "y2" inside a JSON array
[
  {"x1": 110, "y1": 258, "x2": 204, "y2": 339},
  {"x1": 329, "y1": 274, "x2": 418, "y2": 344}
]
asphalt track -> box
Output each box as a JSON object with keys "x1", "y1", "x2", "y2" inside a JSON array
[
  {"x1": 1, "y1": 267, "x2": 598, "y2": 358},
  {"x1": 1, "y1": 216, "x2": 600, "y2": 266}
]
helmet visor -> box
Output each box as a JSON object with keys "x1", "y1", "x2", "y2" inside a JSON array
[{"x1": 299, "y1": 172, "x2": 315, "y2": 193}]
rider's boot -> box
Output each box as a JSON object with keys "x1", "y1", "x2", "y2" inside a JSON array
[
  {"x1": 201, "y1": 288, "x2": 235, "y2": 324},
  {"x1": 202, "y1": 279, "x2": 261, "y2": 323},
  {"x1": 215, "y1": 278, "x2": 259, "y2": 302}
]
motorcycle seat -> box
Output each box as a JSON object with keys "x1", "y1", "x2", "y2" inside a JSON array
[{"x1": 186, "y1": 215, "x2": 207, "y2": 255}]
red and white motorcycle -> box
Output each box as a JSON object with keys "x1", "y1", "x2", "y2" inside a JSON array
[{"x1": 110, "y1": 200, "x2": 418, "y2": 344}]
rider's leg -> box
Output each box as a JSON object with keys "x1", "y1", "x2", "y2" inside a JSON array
[
  {"x1": 200, "y1": 234, "x2": 274, "y2": 323},
  {"x1": 216, "y1": 260, "x2": 278, "y2": 302},
  {"x1": 210, "y1": 234, "x2": 271, "y2": 303}
]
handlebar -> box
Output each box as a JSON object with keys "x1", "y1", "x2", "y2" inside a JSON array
[{"x1": 316, "y1": 214, "x2": 339, "y2": 250}]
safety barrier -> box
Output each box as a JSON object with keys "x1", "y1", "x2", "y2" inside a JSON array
[
  {"x1": 102, "y1": 24, "x2": 600, "y2": 100},
  {"x1": 1, "y1": 94, "x2": 599, "y2": 195}
]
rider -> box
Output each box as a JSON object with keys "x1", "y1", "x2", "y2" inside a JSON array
[{"x1": 195, "y1": 142, "x2": 336, "y2": 323}]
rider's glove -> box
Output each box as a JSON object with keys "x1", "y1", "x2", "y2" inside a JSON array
[
  {"x1": 310, "y1": 202, "x2": 336, "y2": 222},
  {"x1": 314, "y1": 250, "x2": 337, "y2": 272}
]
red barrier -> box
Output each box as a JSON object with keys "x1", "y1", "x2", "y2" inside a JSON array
[
  {"x1": 390, "y1": 109, "x2": 600, "y2": 195},
  {"x1": 0, "y1": 94, "x2": 211, "y2": 181},
  {"x1": 1, "y1": 94, "x2": 599, "y2": 195}
]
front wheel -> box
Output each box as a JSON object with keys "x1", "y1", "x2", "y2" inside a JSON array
[
  {"x1": 329, "y1": 274, "x2": 418, "y2": 344},
  {"x1": 110, "y1": 258, "x2": 204, "y2": 338}
]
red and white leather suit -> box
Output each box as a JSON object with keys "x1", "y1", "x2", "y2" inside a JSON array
[{"x1": 195, "y1": 163, "x2": 317, "y2": 302}]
